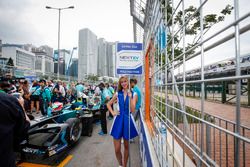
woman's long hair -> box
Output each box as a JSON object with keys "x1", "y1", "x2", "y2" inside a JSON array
[{"x1": 117, "y1": 76, "x2": 128, "y2": 92}]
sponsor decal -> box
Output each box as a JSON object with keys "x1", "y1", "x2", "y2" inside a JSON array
[
  {"x1": 49, "y1": 150, "x2": 57, "y2": 157},
  {"x1": 22, "y1": 147, "x2": 45, "y2": 155},
  {"x1": 119, "y1": 55, "x2": 139, "y2": 61}
]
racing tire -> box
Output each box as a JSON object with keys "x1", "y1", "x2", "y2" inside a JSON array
[
  {"x1": 88, "y1": 130, "x2": 92, "y2": 137},
  {"x1": 65, "y1": 118, "x2": 82, "y2": 144},
  {"x1": 81, "y1": 115, "x2": 93, "y2": 137}
]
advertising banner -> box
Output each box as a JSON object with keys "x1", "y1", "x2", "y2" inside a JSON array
[{"x1": 116, "y1": 43, "x2": 143, "y2": 75}]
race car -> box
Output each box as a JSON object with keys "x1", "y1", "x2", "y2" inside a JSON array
[{"x1": 19, "y1": 105, "x2": 92, "y2": 164}]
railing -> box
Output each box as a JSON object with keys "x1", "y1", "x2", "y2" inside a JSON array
[
  {"x1": 139, "y1": 0, "x2": 250, "y2": 166},
  {"x1": 152, "y1": 93, "x2": 250, "y2": 166}
]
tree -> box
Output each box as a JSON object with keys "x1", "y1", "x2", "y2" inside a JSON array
[
  {"x1": 6, "y1": 57, "x2": 14, "y2": 67},
  {"x1": 86, "y1": 74, "x2": 99, "y2": 82},
  {"x1": 156, "y1": 1, "x2": 233, "y2": 64}
]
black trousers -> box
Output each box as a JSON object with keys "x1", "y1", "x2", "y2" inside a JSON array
[
  {"x1": 40, "y1": 99, "x2": 49, "y2": 116},
  {"x1": 108, "y1": 104, "x2": 114, "y2": 118},
  {"x1": 132, "y1": 108, "x2": 140, "y2": 121},
  {"x1": 100, "y1": 105, "x2": 107, "y2": 134}
]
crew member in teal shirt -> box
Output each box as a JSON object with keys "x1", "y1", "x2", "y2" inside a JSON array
[
  {"x1": 76, "y1": 82, "x2": 85, "y2": 95},
  {"x1": 130, "y1": 78, "x2": 141, "y2": 121},
  {"x1": 39, "y1": 79, "x2": 52, "y2": 116},
  {"x1": 99, "y1": 82, "x2": 110, "y2": 135},
  {"x1": 105, "y1": 83, "x2": 115, "y2": 119}
]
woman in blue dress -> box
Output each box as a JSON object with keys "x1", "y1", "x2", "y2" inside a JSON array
[{"x1": 107, "y1": 76, "x2": 138, "y2": 167}]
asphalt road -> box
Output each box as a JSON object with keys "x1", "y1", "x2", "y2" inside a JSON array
[{"x1": 66, "y1": 117, "x2": 141, "y2": 167}]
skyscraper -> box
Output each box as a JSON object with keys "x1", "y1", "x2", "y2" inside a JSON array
[
  {"x1": 33, "y1": 45, "x2": 54, "y2": 75},
  {"x1": 54, "y1": 49, "x2": 70, "y2": 75},
  {"x1": 78, "y1": 28, "x2": 98, "y2": 80},
  {"x1": 106, "y1": 42, "x2": 115, "y2": 77},
  {"x1": 70, "y1": 58, "x2": 78, "y2": 78},
  {"x1": 98, "y1": 38, "x2": 108, "y2": 76},
  {"x1": 0, "y1": 39, "x2": 2, "y2": 57}
]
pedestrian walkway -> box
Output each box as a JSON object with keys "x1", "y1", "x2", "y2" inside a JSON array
[
  {"x1": 154, "y1": 92, "x2": 250, "y2": 166},
  {"x1": 168, "y1": 95, "x2": 250, "y2": 127},
  {"x1": 66, "y1": 117, "x2": 141, "y2": 167},
  {"x1": 155, "y1": 92, "x2": 250, "y2": 127}
]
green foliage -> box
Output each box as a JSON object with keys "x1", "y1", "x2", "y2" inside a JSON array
[
  {"x1": 154, "y1": 95, "x2": 214, "y2": 124},
  {"x1": 6, "y1": 57, "x2": 14, "y2": 67},
  {"x1": 157, "y1": 0, "x2": 234, "y2": 66},
  {"x1": 86, "y1": 74, "x2": 99, "y2": 82},
  {"x1": 43, "y1": 75, "x2": 49, "y2": 80}
]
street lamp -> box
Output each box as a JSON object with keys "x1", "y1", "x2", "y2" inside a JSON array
[{"x1": 46, "y1": 5, "x2": 74, "y2": 80}]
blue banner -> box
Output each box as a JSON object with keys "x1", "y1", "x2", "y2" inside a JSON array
[
  {"x1": 117, "y1": 66, "x2": 142, "y2": 75},
  {"x1": 116, "y1": 42, "x2": 143, "y2": 75},
  {"x1": 117, "y1": 43, "x2": 142, "y2": 52}
]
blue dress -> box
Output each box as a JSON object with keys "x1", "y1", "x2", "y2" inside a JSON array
[{"x1": 110, "y1": 91, "x2": 139, "y2": 140}]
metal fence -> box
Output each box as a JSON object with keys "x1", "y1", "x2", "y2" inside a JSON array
[{"x1": 137, "y1": 0, "x2": 250, "y2": 166}]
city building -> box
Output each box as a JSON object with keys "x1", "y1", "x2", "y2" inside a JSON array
[
  {"x1": 98, "y1": 41, "x2": 116, "y2": 78},
  {"x1": 32, "y1": 46, "x2": 54, "y2": 76},
  {"x1": 54, "y1": 49, "x2": 70, "y2": 75},
  {"x1": 0, "y1": 57, "x2": 10, "y2": 76},
  {"x1": 106, "y1": 42, "x2": 115, "y2": 77},
  {"x1": 78, "y1": 28, "x2": 98, "y2": 80},
  {"x1": 2, "y1": 44, "x2": 35, "y2": 70},
  {"x1": 98, "y1": 38, "x2": 108, "y2": 76},
  {"x1": 69, "y1": 58, "x2": 78, "y2": 78},
  {"x1": 0, "y1": 39, "x2": 2, "y2": 57},
  {"x1": 78, "y1": 28, "x2": 117, "y2": 79},
  {"x1": 0, "y1": 57, "x2": 8, "y2": 65}
]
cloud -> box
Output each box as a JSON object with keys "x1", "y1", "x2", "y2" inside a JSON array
[{"x1": 0, "y1": 0, "x2": 41, "y2": 45}]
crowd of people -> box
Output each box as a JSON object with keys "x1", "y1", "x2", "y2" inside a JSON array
[
  {"x1": 0, "y1": 76, "x2": 142, "y2": 167},
  {"x1": 0, "y1": 78, "x2": 114, "y2": 115}
]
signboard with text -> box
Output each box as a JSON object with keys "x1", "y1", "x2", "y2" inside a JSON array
[{"x1": 116, "y1": 43, "x2": 143, "y2": 75}]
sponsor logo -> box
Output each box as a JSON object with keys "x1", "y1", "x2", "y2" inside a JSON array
[
  {"x1": 49, "y1": 150, "x2": 56, "y2": 157},
  {"x1": 48, "y1": 144, "x2": 58, "y2": 151},
  {"x1": 119, "y1": 55, "x2": 139, "y2": 61},
  {"x1": 23, "y1": 147, "x2": 39, "y2": 153},
  {"x1": 22, "y1": 147, "x2": 45, "y2": 155}
]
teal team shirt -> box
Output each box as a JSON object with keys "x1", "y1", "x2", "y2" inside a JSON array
[
  {"x1": 30, "y1": 86, "x2": 41, "y2": 96},
  {"x1": 41, "y1": 87, "x2": 52, "y2": 102},
  {"x1": 108, "y1": 86, "x2": 114, "y2": 98},
  {"x1": 101, "y1": 88, "x2": 110, "y2": 105},
  {"x1": 76, "y1": 84, "x2": 84, "y2": 93},
  {"x1": 133, "y1": 85, "x2": 141, "y2": 111}
]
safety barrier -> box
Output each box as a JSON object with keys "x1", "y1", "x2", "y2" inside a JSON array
[{"x1": 133, "y1": 0, "x2": 250, "y2": 166}]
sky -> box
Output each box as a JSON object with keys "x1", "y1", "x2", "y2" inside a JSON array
[
  {"x1": 0, "y1": 0, "x2": 134, "y2": 51},
  {"x1": 176, "y1": 0, "x2": 250, "y2": 72},
  {"x1": 0, "y1": 0, "x2": 249, "y2": 71}
]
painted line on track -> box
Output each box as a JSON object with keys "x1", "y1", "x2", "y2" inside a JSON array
[
  {"x1": 57, "y1": 155, "x2": 73, "y2": 167},
  {"x1": 17, "y1": 155, "x2": 73, "y2": 167},
  {"x1": 17, "y1": 162, "x2": 50, "y2": 167}
]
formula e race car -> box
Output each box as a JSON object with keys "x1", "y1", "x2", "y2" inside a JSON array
[{"x1": 19, "y1": 104, "x2": 93, "y2": 164}]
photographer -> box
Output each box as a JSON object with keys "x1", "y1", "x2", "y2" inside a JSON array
[{"x1": 0, "y1": 77, "x2": 30, "y2": 167}]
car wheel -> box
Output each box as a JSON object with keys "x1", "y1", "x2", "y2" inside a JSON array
[{"x1": 66, "y1": 118, "x2": 82, "y2": 144}]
